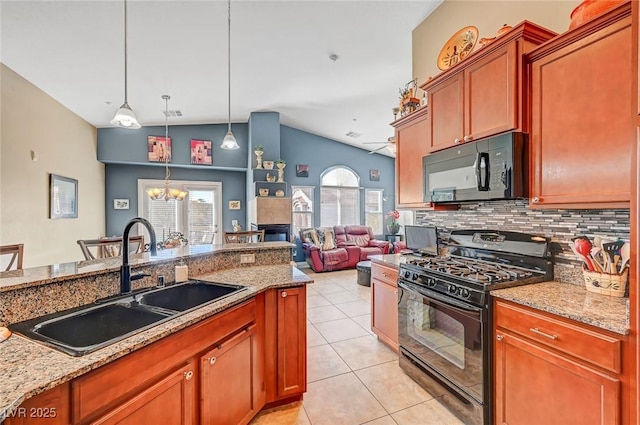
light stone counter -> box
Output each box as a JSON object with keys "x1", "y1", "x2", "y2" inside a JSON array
[
  {"x1": 0, "y1": 264, "x2": 312, "y2": 421},
  {"x1": 491, "y1": 281, "x2": 629, "y2": 335}
]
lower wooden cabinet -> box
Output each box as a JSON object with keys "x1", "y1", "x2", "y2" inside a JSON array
[
  {"x1": 371, "y1": 262, "x2": 398, "y2": 352},
  {"x1": 494, "y1": 299, "x2": 624, "y2": 425},
  {"x1": 201, "y1": 324, "x2": 264, "y2": 425},
  {"x1": 3, "y1": 383, "x2": 70, "y2": 425}
]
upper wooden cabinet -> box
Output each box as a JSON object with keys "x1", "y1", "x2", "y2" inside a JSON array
[
  {"x1": 393, "y1": 107, "x2": 430, "y2": 208},
  {"x1": 634, "y1": 0, "x2": 639, "y2": 120},
  {"x1": 527, "y1": 3, "x2": 633, "y2": 209},
  {"x1": 420, "y1": 21, "x2": 557, "y2": 153}
]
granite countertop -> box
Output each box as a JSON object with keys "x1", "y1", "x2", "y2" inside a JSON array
[
  {"x1": 368, "y1": 253, "x2": 410, "y2": 268},
  {"x1": 491, "y1": 281, "x2": 629, "y2": 336},
  {"x1": 0, "y1": 242, "x2": 294, "y2": 293},
  {"x1": 0, "y1": 264, "x2": 312, "y2": 421}
]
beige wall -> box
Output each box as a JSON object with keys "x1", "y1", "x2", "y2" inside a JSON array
[
  {"x1": 413, "y1": 0, "x2": 577, "y2": 84},
  {"x1": 1, "y1": 64, "x2": 105, "y2": 267}
]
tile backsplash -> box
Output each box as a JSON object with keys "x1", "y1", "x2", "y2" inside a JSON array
[{"x1": 415, "y1": 200, "x2": 630, "y2": 285}]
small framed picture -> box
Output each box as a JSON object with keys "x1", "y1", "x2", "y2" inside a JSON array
[
  {"x1": 369, "y1": 169, "x2": 380, "y2": 181},
  {"x1": 296, "y1": 164, "x2": 309, "y2": 177},
  {"x1": 113, "y1": 198, "x2": 130, "y2": 210},
  {"x1": 191, "y1": 139, "x2": 213, "y2": 165},
  {"x1": 148, "y1": 136, "x2": 172, "y2": 163},
  {"x1": 228, "y1": 200, "x2": 241, "y2": 210},
  {"x1": 50, "y1": 174, "x2": 78, "y2": 219}
]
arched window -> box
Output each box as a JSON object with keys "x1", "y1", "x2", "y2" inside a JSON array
[{"x1": 320, "y1": 166, "x2": 360, "y2": 226}]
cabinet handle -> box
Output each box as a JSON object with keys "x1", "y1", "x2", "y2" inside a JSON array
[
  {"x1": 496, "y1": 334, "x2": 504, "y2": 341},
  {"x1": 529, "y1": 327, "x2": 558, "y2": 340},
  {"x1": 454, "y1": 138, "x2": 461, "y2": 144},
  {"x1": 184, "y1": 371, "x2": 194, "y2": 380},
  {"x1": 281, "y1": 291, "x2": 288, "y2": 298},
  {"x1": 208, "y1": 356, "x2": 217, "y2": 365},
  {"x1": 463, "y1": 135, "x2": 473, "y2": 143},
  {"x1": 394, "y1": 290, "x2": 398, "y2": 295},
  {"x1": 532, "y1": 197, "x2": 540, "y2": 204}
]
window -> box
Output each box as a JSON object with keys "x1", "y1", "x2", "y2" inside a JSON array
[
  {"x1": 291, "y1": 186, "x2": 314, "y2": 237},
  {"x1": 138, "y1": 180, "x2": 223, "y2": 245},
  {"x1": 365, "y1": 188, "x2": 383, "y2": 235},
  {"x1": 320, "y1": 166, "x2": 360, "y2": 227}
]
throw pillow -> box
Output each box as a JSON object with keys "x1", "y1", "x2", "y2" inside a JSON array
[
  {"x1": 316, "y1": 227, "x2": 337, "y2": 251},
  {"x1": 347, "y1": 234, "x2": 370, "y2": 247},
  {"x1": 300, "y1": 228, "x2": 320, "y2": 246}
]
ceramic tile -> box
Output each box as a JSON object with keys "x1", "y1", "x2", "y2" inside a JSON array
[
  {"x1": 249, "y1": 401, "x2": 311, "y2": 425},
  {"x1": 391, "y1": 399, "x2": 464, "y2": 425},
  {"x1": 306, "y1": 323, "x2": 328, "y2": 347},
  {"x1": 363, "y1": 416, "x2": 399, "y2": 425},
  {"x1": 303, "y1": 373, "x2": 387, "y2": 425},
  {"x1": 312, "y1": 282, "x2": 348, "y2": 295},
  {"x1": 331, "y1": 335, "x2": 397, "y2": 371},
  {"x1": 350, "y1": 284, "x2": 373, "y2": 300},
  {"x1": 306, "y1": 294, "x2": 332, "y2": 308},
  {"x1": 307, "y1": 344, "x2": 351, "y2": 382},
  {"x1": 355, "y1": 361, "x2": 432, "y2": 413},
  {"x1": 322, "y1": 290, "x2": 363, "y2": 305},
  {"x1": 351, "y1": 313, "x2": 375, "y2": 335},
  {"x1": 314, "y1": 318, "x2": 369, "y2": 343},
  {"x1": 306, "y1": 305, "x2": 348, "y2": 324},
  {"x1": 334, "y1": 300, "x2": 371, "y2": 317}
]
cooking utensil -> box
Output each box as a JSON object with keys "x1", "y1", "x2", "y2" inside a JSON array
[
  {"x1": 602, "y1": 240, "x2": 624, "y2": 274},
  {"x1": 572, "y1": 238, "x2": 594, "y2": 271},
  {"x1": 619, "y1": 242, "x2": 631, "y2": 273},
  {"x1": 589, "y1": 247, "x2": 606, "y2": 272}
]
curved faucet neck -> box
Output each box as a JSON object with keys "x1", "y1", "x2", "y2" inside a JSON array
[{"x1": 122, "y1": 217, "x2": 158, "y2": 266}]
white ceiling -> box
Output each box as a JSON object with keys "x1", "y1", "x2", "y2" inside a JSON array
[{"x1": 1, "y1": 0, "x2": 442, "y2": 157}]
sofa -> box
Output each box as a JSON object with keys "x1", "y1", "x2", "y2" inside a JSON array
[{"x1": 299, "y1": 225, "x2": 391, "y2": 272}]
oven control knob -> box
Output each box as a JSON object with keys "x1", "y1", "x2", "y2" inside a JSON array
[
  {"x1": 427, "y1": 277, "x2": 436, "y2": 287},
  {"x1": 447, "y1": 284, "x2": 457, "y2": 294},
  {"x1": 404, "y1": 271, "x2": 411, "y2": 279},
  {"x1": 461, "y1": 288, "x2": 471, "y2": 299},
  {"x1": 412, "y1": 273, "x2": 420, "y2": 281}
]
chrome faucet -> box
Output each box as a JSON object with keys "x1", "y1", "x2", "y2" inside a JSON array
[{"x1": 120, "y1": 217, "x2": 158, "y2": 294}]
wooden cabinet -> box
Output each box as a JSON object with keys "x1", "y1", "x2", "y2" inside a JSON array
[
  {"x1": 528, "y1": 3, "x2": 633, "y2": 208},
  {"x1": 494, "y1": 299, "x2": 624, "y2": 425},
  {"x1": 201, "y1": 324, "x2": 264, "y2": 425},
  {"x1": 92, "y1": 360, "x2": 196, "y2": 425},
  {"x1": 371, "y1": 262, "x2": 399, "y2": 352},
  {"x1": 393, "y1": 107, "x2": 430, "y2": 208},
  {"x1": 3, "y1": 383, "x2": 70, "y2": 425},
  {"x1": 634, "y1": 0, "x2": 640, "y2": 120},
  {"x1": 420, "y1": 22, "x2": 556, "y2": 153},
  {"x1": 264, "y1": 286, "x2": 307, "y2": 404}
]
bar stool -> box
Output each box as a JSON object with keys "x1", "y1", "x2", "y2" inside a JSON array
[
  {"x1": 223, "y1": 230, "x2": 265, "y2": 243},
  {"x1": 0, "y1": 243, "x2": 24, "y2": 271},
  {"x1": 77, "y1": 236, "x2": 145, "y2": 260}
]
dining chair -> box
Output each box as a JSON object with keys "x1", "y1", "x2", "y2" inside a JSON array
[
  {"x1": 77, "y1": 236, "x2": 145, "y2": 260},
  {"x1": 0, "y1": 243, "x2": 24, "y2": 271},
  {"x1": 223, "y1": 230, "x2": 265, "y2": 243}
]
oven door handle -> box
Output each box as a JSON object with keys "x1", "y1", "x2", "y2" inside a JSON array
[{"x1": 398, "y1": 280, "x2": 483, "y2": 315}]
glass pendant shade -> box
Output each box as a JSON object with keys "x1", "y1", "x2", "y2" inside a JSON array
[
  {"x1": 221, "y1": 129, "x2": 239, "y2": 150},
  {"x1": 111, "y1": 102, "x2": 140, "y2": 129}
]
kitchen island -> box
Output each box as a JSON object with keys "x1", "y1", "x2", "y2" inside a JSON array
[{"x1": 0, "y1": 243, "x2": 311, "y2": 424}]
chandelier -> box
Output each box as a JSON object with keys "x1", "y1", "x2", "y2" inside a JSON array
[
  {"x1": 111, "y1": 0, "x2": 140, "y2": 129},
  {"x1": 147, "y1": 95, "x2": 187, "y2": 201},
  {"x1": 220, "y1": 0, "x2": 239, "y2": 150}
]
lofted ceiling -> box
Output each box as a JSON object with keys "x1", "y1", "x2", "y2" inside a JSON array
[{"x1": 1, "y1": 0, "x2": 443, "y2": 157}]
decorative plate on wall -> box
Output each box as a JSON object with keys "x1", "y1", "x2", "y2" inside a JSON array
[{"x1": 437, "y1": 26, "x2": 479, "y2": 71}]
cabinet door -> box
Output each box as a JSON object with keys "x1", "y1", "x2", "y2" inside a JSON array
[
  {"x1": 495, "y1": 330, "x2": 620, "y2": 425},
  {"x1": 465, "y1": 42, "x2": 518, "y2": 141},
  {"x1": 395, "y1": 108, "x2": 430, "y2": 208},
  {"x1": 92, "y1": 360, "x2": 196, "y2": 425},
  {"x1": 276, "y1": 287, "x2": 307, "y2": 399},
  {"x1": 427, "y1": 73, "x2": 464, "y2": 152},
  {"x1": 371, "y1": 278, "x2": 398, "y2": 352},
  {"x1": 3, "y1": 384, "x2": 70, "y2": 425},
  {"x1": 200, "y1": 324, "x2": 263, "y2": 425},
  {"x1": 530, "y1": 15, "x2": 632, "y2": 208}
]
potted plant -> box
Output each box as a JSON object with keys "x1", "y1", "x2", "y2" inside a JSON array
[{"x1": 385, "y1": 210, "x2": 401, "y2": 235}]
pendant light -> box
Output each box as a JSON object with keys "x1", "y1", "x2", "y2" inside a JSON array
[
  {"x1": 146, "y1": 95, "x2": 188, "y2": 201},
  {"x1": 111, "y1": 0, "x2": 140, "y2": 129},
  {"x1": 220, "y1": 0, "x2": 240, "y2": 150}
]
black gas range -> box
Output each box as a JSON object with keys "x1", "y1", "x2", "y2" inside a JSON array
[{"x1": 397, "y1": 229, "x2": 553, "y2": 425}]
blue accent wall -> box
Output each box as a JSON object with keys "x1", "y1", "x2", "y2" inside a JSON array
[{"x1": 280, "y1": 125, "x2": 396, "y2": 232}]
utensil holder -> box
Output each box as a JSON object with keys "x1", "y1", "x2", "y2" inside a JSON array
[{"x1": 583, "y1": 268, "x2": 628, "y2": 297}]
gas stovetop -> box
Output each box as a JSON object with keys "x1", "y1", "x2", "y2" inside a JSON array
[{"x1": 398, "y1": 230, "x2": 554, "y2": 307}]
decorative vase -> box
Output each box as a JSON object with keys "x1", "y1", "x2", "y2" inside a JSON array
[
  {"x1": 276, "y1": 162, "x2": 286, "y2": 183},
  {"x1": 387, "y1": 224, "x2": 400, "y2": 235},
  {"x1": 254, "y1": 150, "x2": 264, "y2": 169},
  {"x1": 569, "y1": 0, "x2": 625, "y2": 30}
]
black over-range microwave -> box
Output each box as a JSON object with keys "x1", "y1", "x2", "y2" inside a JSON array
[{"x1": 423, "y1": 132, "x2": 527, "y2": 203}]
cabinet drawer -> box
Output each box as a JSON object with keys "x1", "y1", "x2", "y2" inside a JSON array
[
  {"x1": 371, "y1": 263, "x2": 398, "y2": 287},
  {"x1": 495, "y1": 300, "x2": 621, "y2": 373}
]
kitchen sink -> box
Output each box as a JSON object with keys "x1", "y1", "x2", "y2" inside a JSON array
[
  {"x1": 9, "y1": 280, "x2": 246, "y2": 356},
  {"x1": 136, "y1": 280, "x2": 245, "y2": 312}
]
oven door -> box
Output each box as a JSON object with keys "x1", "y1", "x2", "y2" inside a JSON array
[{"x1": 398, "y1": 280, "x2": 484, "y2": 403}]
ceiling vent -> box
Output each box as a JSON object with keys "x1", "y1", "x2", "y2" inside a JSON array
[
  {"x1": 345, "y1": 131, "x2": 362, "y2": 138},
  {"x1": 162, "y1": 110, "x2": 183, "y2": 117}
]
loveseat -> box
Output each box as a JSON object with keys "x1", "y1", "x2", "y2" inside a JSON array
[{"x1": 299, "y1": 225, "x2": 391, "y2": 272}]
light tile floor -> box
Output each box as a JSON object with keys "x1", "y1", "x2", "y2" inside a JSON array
[{"x1": 250, "y1": 267, "x2": 464, "y2": 425}]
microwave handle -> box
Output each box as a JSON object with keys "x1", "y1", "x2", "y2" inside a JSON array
[{"x1": 476, "y1": 152, "x2": 490, "y2": 191}]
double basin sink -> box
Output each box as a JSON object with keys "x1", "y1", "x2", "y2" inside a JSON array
[{"x1": 9, "y1": 280, "x2": 246, "y2": 356}]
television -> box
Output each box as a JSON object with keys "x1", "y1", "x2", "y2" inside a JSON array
[{"x1": 404, "y1": 225, "x2": 438, "y2": 256}]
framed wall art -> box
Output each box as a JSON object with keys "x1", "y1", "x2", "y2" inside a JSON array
[
  {"x1": 369, "y1": 169, "x2": 380, "y2": 181},
  {"x1": 191, "y1": 139, "x2": 212, "y2": 165},
  {"x1": 296, "y1": 164, "x2": 309, "y2": 178},
  {"x1": 228, "y1": 200, "x2": 241, "y2": 210},
  {"x1": 148, "y1": 136, "x2": 172, "y2": 163},
  {"x1": 50, "y1": 174, "x2": 78, "y2": 219},
  {"x1": 113, "y1": 198, "x2": 130, "y2": 210}
]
